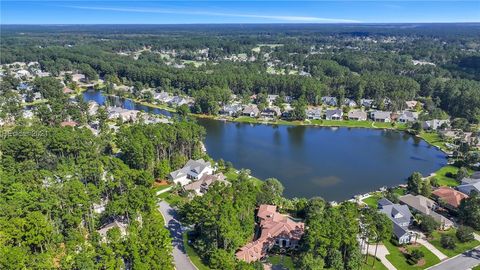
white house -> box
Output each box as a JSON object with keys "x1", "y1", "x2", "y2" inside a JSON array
[{"x1": 169, "y1": 159, "x2": 214, "y2": 186}]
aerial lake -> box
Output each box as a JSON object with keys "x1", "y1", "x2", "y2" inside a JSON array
[{"x1": 83, "y1": 91, "x2": 447, "y2": 201}]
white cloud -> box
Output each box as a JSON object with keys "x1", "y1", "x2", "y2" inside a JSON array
[{"x1": 62, "y1": 5, "x2": 361, "y2": 23}]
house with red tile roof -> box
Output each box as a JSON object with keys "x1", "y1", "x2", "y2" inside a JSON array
[
  {"x1": 235, "y1": 204, "x2": 304, "y2": 263},
  {"x1": 432, "y1": 187, "x2": 469, "y2": 210}
]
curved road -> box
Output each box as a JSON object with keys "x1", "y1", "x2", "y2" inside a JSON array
[{"x1": 157, "y1": 201, "x2": 197, "y2": 270}]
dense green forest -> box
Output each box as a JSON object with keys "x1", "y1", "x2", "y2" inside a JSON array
[
  {"x1": 1, "y1": 24, "x2": 479, "y2": 122},
  {"x1": 0, "y1": 119, "x2": 206, "y2": 268}
]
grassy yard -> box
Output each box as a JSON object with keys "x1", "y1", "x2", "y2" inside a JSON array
[
  {"x1": 384, "y1": 241, "x2": 440, "y2": 270},
  {"x1": 224, "y1": 169, "x2": 263, "y2": 187},
  {"x1": 429, "y1": 229, "x2": 480, "y2": 257},
  {"x1": 431, "y1": 165, "x2": 459, "y2": 187},
  {"x1": 363, "y1": 194, "x2": 381, "y2": 208},
  {"x1": 472, "y1": 264, "x2": 480, "y2": 270},
  {"x1": 419, "y1": 132, "x2": 448, "y2": 152},
  {"x1": 392, "y1": 187, "x2": 407, "y2": 196},
  {"x1": 231, "y1": 116, "x2": 407, "y2": 131},
  {"x1": 157, "y1": 191, "x2": 187, "y2": 206},
  {"x1": 362, "y1": 255, "x2": 389, "y2": 270},
  {"x1": 267, "y1": 255, "x2": 295, "y2": 270},
  {"x1": 183, "y1": 233, "x2": 211, "y2": 270},
  {"x1": 152, "y1": 184, "x2": 172, "y2": 193}
]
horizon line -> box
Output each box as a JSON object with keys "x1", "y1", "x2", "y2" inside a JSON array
[{"x1": 2, "y1": 22, "x2": 480, "y2": 26}]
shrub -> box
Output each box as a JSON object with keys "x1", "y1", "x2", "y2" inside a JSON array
[
  {"x1": 456, "y1": 226, "x2": 475, "y2": 243},
  {"x1": 407, "y1": 249, "x2": 425, "y2": 265},
  {"x1": 441, "y1": 235, "x2": 456, "y2": 249}
]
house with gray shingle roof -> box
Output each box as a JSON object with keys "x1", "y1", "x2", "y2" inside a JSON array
[
  {"x1": 422, "y1": 119, "x2": 450, "y2": 130},
  {"x1": 348, "y1": 109, "x2": 367, "y2": 121},
  {"x1": 457, "y1": 182, "x2": 480, "y2": 196},
  {"x1": 378, "y1": 198, "x2": 415, "y2": 244},
  {"x1": 242, "y1": 104, "x2": 260, "y2": 117},
  {"x1": 371, "y1": 111, "x2": 392, "y2": 122},
  {"x1": 399, "y1": 194, "x2": 454, "y2": 230},
  {"x1": 398, "y1": 111, "x2": 419, "y2": 123},
  {"x1": 169, "y1": 159, "x2": 214, "y2": 186},
  {"x1": 321, "y1": 96, "x2": 337, "y2": 107},
  {"x1": 183, "y1": 173, "x2": 230, "y2": 196},
  {"x1": 325, "y1": 109, "x2": 343, "y2": 120},
  {"x1": 306, "y1": 108, "x2": 322, "y2": 120}
]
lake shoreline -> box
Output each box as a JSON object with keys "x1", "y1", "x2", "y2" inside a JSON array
[
  {"x1": 82, "y1": 90, "x2": 450, "y2": 201},
  {"x1": 84, "y1": 90, "x2": 449, "y2": 155}
]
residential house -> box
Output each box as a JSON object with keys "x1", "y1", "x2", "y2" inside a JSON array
[
  {"x1": 306, "y1": 108, "x2": 322, "y2": 120},
  {"x1": 457, "y1": 180, "x2": 480, "y2": 196},
  {"x1": 17, "y1": 82, "x2": 31, "y2": 91},
  {"x1": 321, "y1": 96, "x2": 337, "y2": 107},
  {"x1": 63, "y1": 87, "x2": 74, "y2": 94},
  {"x1": 169, "y1": 159, "x2": 214, "y2": 186},
  {"x1": 405, "y1": 100, "x2": 422, "y2": 110},
  {"x1": 242, "y1": 104, "x2": 260, "y2": 117},
  {"x1": 87, "y1": 101, "x2": 99, "y2": 116},
  {"x1": 22, "y1": 109, "x2": 33, "y2": 120},
  {"x1": 107, "y1": 107, "x2": 140, "y2": 122},
  {"x1": 97, "y1": 220, "x2": 128, "y2": 242},
  {"x1": 71, "y1": 73, "x2": 86, "y2": 83},
  {"x1": 422, "y1": 119, "x2": 450, "y2": 130},
  {"x1": 325, "y1": 109, "x2": 343, "y2": 120},
  {"x1": 344, "y1": 98, "x2": 357, "y2": 107},
  {"x1": 261, "y1": 107, "x2": 281, "y2": 118},
  {"x1": 398, "y1": 111, "x2": 419, "y2": 123},
  {"x1": 235, "y1": 205, "x2": 305, "y2": 263},
  {"x1": 267, "y1": 95, "x2": 279, "y2": 105},
  {"x1": 348, "y1": 110, "x2": 367, "y2": 121},
  {"x1": 360, "y1": 99, "x2": 375, "y2": 108},
  {"x1": 183, "y1": 173, "x2": 229, "y2": 196},
  {"x1": 168, "y1": 96, "x2": 190, "y2": 107},
  {"x1": 399, "y1": 194, "x2": 454, "y2": 230},
  {"x1": 378, "y1": 198, "x2": 415, "y2": 244},
  {"x1": 154, "y1": 91, "x2": 173, "y2": 103},
  {"x1": 371, "y1": 111, "x2": 392, "y2": 123},
  {"x1": 284, "y1": 96, "x2": 294, "y2": 103},
  {"x1": 14, "y1": 69, "x2": 31, "y2": 79},
  {"x1": 431, "y1": 187, "x2": 468, "y2": 210},
  {"x1": 220, "y1": 104, "x2": 243, "y2": 116}
]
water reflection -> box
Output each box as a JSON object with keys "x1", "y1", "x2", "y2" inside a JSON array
[{"x1": 83, "y1": 91, "x2": 448, "y2": 201}]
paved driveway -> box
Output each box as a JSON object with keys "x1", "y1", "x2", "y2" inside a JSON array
[
  {"x1": 158, "y1": 201, "x2": 197, "y2": 270},
  {"x1": 361, "y1": 242, "x2": 397, "y2": 270},
  {"x1": 427, "y1": 245, "x2": 480, "y2": 270}
]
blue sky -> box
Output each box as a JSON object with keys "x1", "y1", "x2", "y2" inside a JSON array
[{"x1": 1, "y1": 1, "x2": 479, "y2": 24}]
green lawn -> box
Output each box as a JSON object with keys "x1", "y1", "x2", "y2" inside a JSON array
[
  {"x1": 472, "y1": 264, "x2": 480, "y2": 270},
  {"x1": 419, "y1": 132, "x2": 448, "y2": 152},
  {"x1": 152, "y1": 184, "x2": 172, "y2": 193},
  {"x1": 183, "y1": 233, "x2": 211, "y2": 270},
  {"x1": 392, "y1": 187, "x2": 407, "y2": 196},
  {"x1": 224, "y1": 169, "x2": 263, "y2": 187},
  {"x1": 267, "y1": 255, "x2": 295, "y2": 270},
  {"x1": 363, "y1": 194, "x2": 381, "y2": 208},
  {"x1": 157, "y1": 191, "x2": 186, "y2": 206},
  {"x1": 362, "y1": 255, "x2": 389, "y2": 270},
  {"x1": 431, "y1": 165, "x2": 459, "y2": 187},
  {"x1": 429, "y1": 229, "x2": 480, "y2": 257},
  {"x1": 384, "y1": 241, "x2": 440, "y2": 270},
  {"x1": 310, "y1": 119, "x2": 405, "y2": 130}
]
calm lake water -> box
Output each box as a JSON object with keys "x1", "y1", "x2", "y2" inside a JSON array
[{"x1": 83, "y1": 91, "x2": 447, "y2": 201}]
